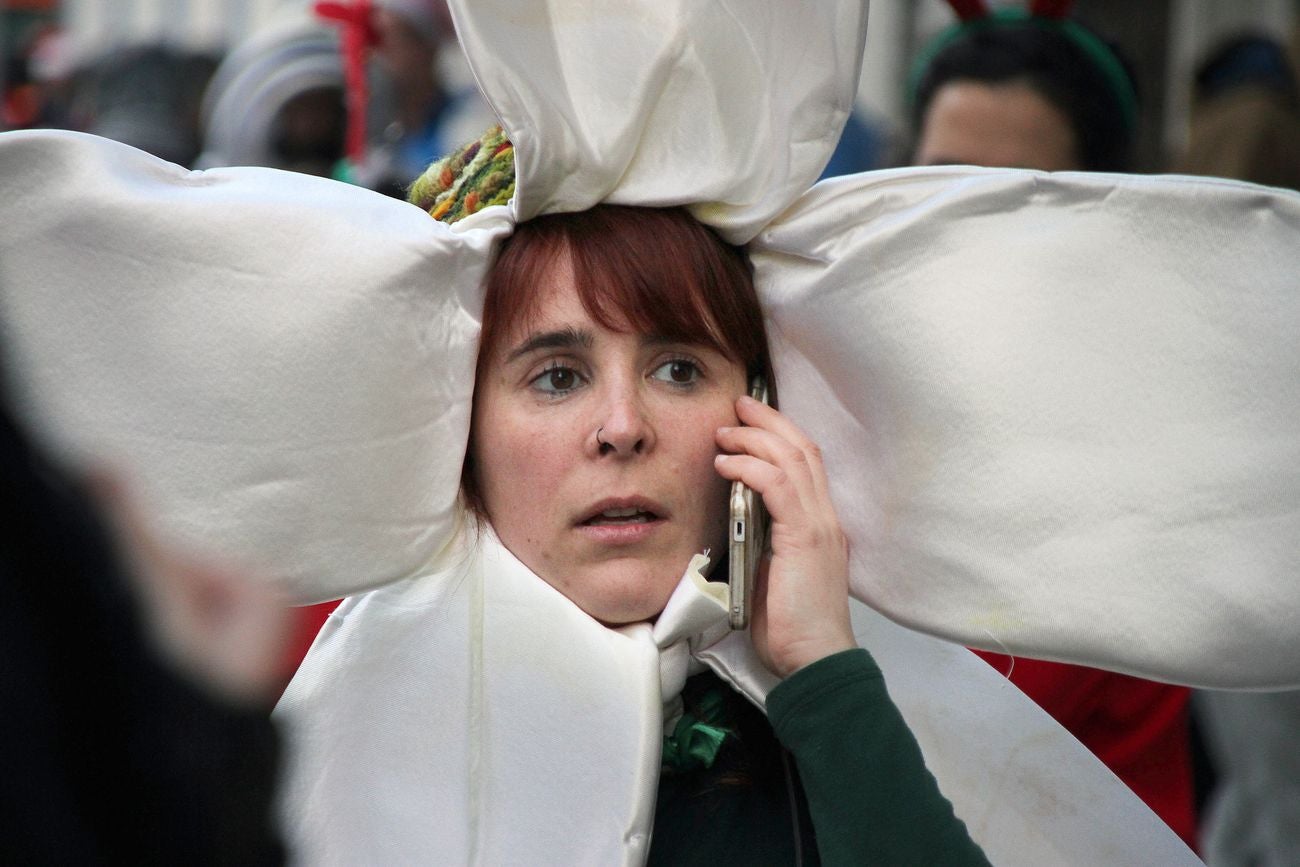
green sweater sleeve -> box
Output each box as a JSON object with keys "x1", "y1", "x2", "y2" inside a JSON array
[{"x1": 767, "y1": 648, "x2": 990, "y2": 866}]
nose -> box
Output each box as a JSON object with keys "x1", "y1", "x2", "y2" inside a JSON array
[{"x1": 591, "y1": 382, "x2": 655, "y2": 457}]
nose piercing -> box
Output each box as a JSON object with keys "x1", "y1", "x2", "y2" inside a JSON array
[{"x1": 596, "y1": 427, "x2": 608, "y2": 447}]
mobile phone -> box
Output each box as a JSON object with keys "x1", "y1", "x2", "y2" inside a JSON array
[{"x1": 728, "y1": 376, "x2": 769, "y2": 630}]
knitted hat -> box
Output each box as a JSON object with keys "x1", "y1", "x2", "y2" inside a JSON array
[{"x1": 408, "y1": 125, "x2": 515, "y2": 222}]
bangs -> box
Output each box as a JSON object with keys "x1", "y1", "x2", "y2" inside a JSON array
[{"x1": 479, "y1": 205, "x2": 770, "y2": 382}]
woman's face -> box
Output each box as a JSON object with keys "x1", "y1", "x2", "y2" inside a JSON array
[
  {"x1": 914, "y1": 79, "x2": 1080, "y2": 171},
  {"x1": 470, "y1": 251, "x2": 748, "y2": 624}
]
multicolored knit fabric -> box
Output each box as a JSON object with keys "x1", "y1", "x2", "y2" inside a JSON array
[{"x1": 408, "y1": 125, "x2": 516, "y2": 223}]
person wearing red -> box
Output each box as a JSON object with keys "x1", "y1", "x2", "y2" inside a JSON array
[
  {"x1": 911, "y1": 2, "x2": 1196, "y2": 848},
  {"x1": 973, "y1": 652, "x2": 1195, "y2": 846}
]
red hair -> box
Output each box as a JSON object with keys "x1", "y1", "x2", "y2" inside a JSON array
[
  {"x1": 464, "y1": 205, "x2": 774, "y2": 514},
  {"x1": 479, "y1": 205, "x2": 770, "y2": 380}
]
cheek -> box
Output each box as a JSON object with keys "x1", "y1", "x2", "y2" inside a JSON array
[
  {"x1": 482, "y1": 425, "x2": 562, "y2": 490},
  {"x1": 674, "y1": 402, "x2": 739, "y2": 538},
  {"x1": 471, "y1": 393, "x2": 566, "y2": 523}
]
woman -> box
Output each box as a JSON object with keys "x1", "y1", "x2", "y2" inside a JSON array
[
  {"x1": 2, "y1": 2, "x2": 1295, "y2": 864},
  {"x1": 278, "y1": 139, "x2": 988, "y2": 864},
  {"x1": 909, "y1": 4, "x2": 1138, "y2": 172}
]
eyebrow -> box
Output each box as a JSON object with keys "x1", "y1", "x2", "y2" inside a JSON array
[
  {"x1": 503, "y1": 327, "x2": 716, "y2": 364},
  {"x1": 505, "y1": 326, "x2": 594, "y2": 363}
]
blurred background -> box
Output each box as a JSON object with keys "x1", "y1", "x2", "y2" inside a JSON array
[
  {"x1": 859, "y1": 0, "x2": 1299, "y2": 174},
  {"x1": 0, "y1": 0, "x2": 497, "y2": 194},
  {"x1": 2, "y1": 0, "x2": 1297, "y2": 183}
]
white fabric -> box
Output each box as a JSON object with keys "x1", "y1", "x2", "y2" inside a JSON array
[
  {"x1": 752, "y1": 167, "x2": 1300, "y2": 688},
  {"x1": 278, "y1": 532, "x2": 1196, "y2": 865},
  {"x1": 0, "y1": 129, "x2": 511, "y2": 603},
  {"x1": 850, "y1": 600, "x2": 1196, "y2": 865},
  {"x1": 450, "y1": 0, "x2": 867, "y2": 243},
  {"x1": 277, "y1": 531, "x2": 666, "y2": 865}
]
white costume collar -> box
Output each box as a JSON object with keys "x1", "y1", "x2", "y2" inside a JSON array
[
  {"x1": 277, "y1": 531, "x2": 1195, "y2": 864},
  {"x1": 276, "y1": 533, "x2": 732, "y2": 865}
]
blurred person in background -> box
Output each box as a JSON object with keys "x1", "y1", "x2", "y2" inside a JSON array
[
  {"x1": 1175, "y1": 32, "x2": 1300, "y2": 193},
  {"x1": 2, "y1": 21, "x2": 74, "y2": 131},
  {"x1": 1173, "y1": 28, "x2": 1300, "y2": 867},
  {"x1": 364, "y1": 0, "x2": 492, "y2": 192},
  {"x1": 198, "y1": 0, "x2": 492, "y2": 196},
  {"x1": 1194, "y1": 687, "x2": 1300, "y2": 866},
  {"x1": 197, "y1": 11, "x2": 350, "y2": 177},
  {"x1": 0, "y1": 354, "x2": 293, "y2": 864},
  {"x1": 907, "y1": 0, "x2": 1198, "y2": 851},
  {"x1": 911, "y1": 1, "x2": 1137, "y2": 172}
]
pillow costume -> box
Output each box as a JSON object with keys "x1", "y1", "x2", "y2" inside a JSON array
[{"x1": 3, "y1": 0, "x2": 1300, "y2": 863}]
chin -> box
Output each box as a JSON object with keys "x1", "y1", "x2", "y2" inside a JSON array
[{"x1": 574, "y1": 562, "x2": 683, "y2": 626}]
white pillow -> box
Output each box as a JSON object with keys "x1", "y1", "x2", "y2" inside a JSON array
[{"x1": 0, "y1": 129, "x2": 510, "y2": 603}]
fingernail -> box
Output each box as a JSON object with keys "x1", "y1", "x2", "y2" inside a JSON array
[
  {"x1": 717, "y1": 426, "x2": 734, "y2": 435},
  {"x1": 714, "y1": 454, "x2": 729, "y2": 463}
]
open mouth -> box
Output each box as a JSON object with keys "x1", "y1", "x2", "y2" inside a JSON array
[{"x1": 582, "y1": 507, "x2": 660, "y2": 526}]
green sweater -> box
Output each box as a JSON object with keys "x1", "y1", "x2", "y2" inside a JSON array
[{"x1": 649, "y1": 649, "x2": 990, "y2": 865}]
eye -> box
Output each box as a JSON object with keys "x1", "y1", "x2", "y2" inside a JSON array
[
  {"x1": 650, "y1": 359, "x2": 701, "y2": 387},
  {"x1": 530, "y1": 364, "x2": 584, "y2": 395}
]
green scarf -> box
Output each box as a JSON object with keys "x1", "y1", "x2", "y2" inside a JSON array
[{"x1": 661, "y1": 684, "x2": 734, "y2": 774}]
